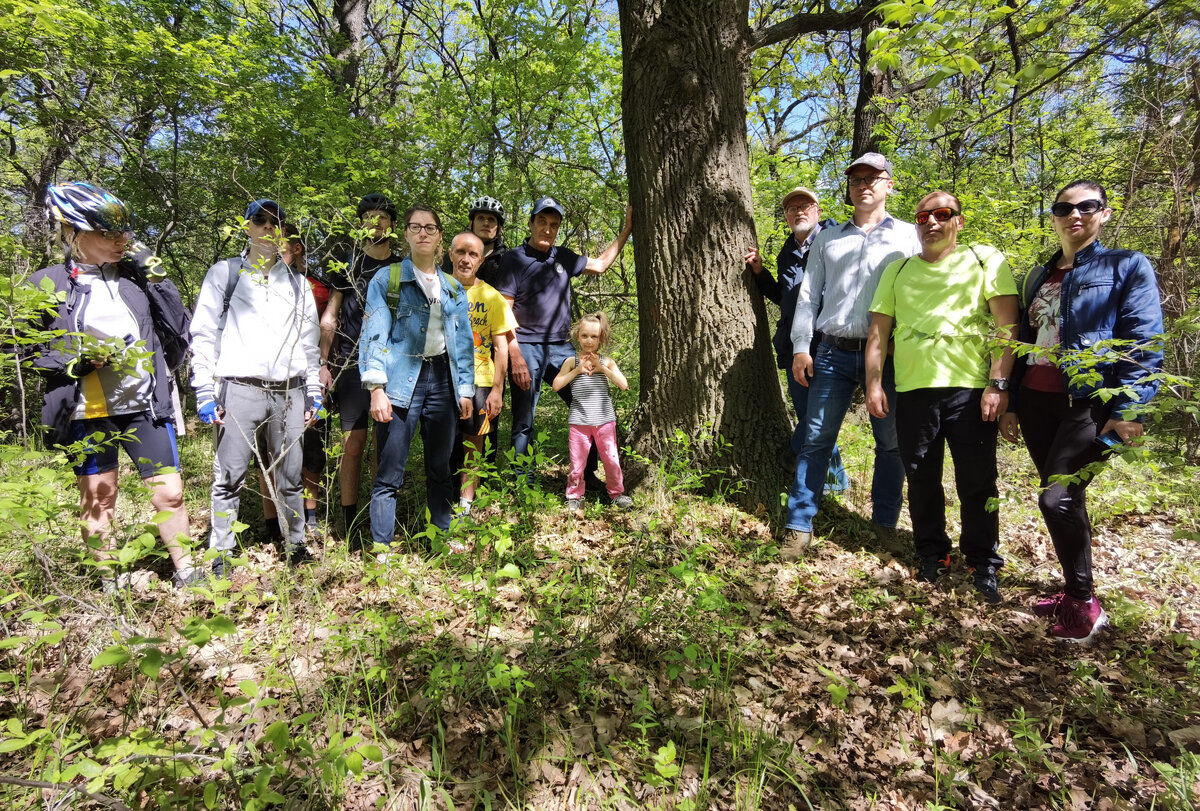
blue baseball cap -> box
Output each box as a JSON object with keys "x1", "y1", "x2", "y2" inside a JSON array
[
  {"x1": 530, "y1": 196, "x2": 564, "y2": 220},
  {"x1": 246, "y1": 199, "x2": 285, "y2": 222}
]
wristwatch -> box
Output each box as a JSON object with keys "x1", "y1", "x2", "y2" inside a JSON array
[{"x1": 989, "y1": 378, "x2": 1010, "y2": 391}]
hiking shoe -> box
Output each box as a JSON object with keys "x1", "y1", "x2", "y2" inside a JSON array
[
  {"x1": 287, "y1": 545, "x2": 315, "y2": 568},
  {"x1": 873, "y1": 523, "x2": 906, "y2": 554},
  {"x1": 1052, "y1": 595, "x2": 1107, "y2": 643},
  {"x1": 172, "y1": 566, "x2": 205, "y2": 589},
  {"x1": 1033, "y1": 592, "x2": 1066, "y2": 617},
  {"x1": 304, "y1": 523, "x2": 324, "y2": 544},
  {"x1": 211, "y1": 555, "x2": 231, "y2": 579},
  {"x1": 780, "y1": 530, "x2": 812, "y2": 562},
  {"x1": 375, "y1": 550, "x2": 399, "y2": 566},
  {"x1": 972, "y1": 569, "x2": 1002, "y2": 604},
  {"x1": 456, "y1": 498, "x2": 473, "y2": 518},
  {"x1": 612, "y1": 495, "x2": 633, "y2": 510},
  {"x1": 347, "y1": 531, "x2": 368, "y2": 556},
  {"x1": 917, "y1": 555, "x2": 951, "y2": 583},
  {"x1": 566, "y1": 498, "x2": 584, "y2": 512}
]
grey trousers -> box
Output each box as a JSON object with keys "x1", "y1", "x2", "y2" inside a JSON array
[{"x1": 209, "y1": 380, "x2": 306, "y2": 552}]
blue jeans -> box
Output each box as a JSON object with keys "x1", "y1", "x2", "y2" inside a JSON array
[
  {"x1": 510, "y1": 340, "x2": 576, "y2": 461},
  {"x1": 370, "y1": 357, "x2": 457, "y2": 543},
  {"x1": 786, "y1": 372, "x2": 850, "y2": 493},
  {"x1": 784, "y1": 345, "x2": 903, "y2": 532}
]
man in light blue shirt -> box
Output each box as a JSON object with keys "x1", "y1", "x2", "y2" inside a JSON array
[{"x1": 780, "y1": 153, "x2": 920, "y2": 559}]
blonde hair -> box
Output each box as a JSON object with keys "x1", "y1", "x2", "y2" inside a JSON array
[{"x1": 571, "y1": 311, "x2": 611, "y2": 349}]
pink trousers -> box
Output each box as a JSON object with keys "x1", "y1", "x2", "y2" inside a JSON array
[{"x1": 566, "y1": 421, "x2": 624, "y2": 499}]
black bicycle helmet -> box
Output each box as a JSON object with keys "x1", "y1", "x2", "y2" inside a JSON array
[
  {"x1": 357, "y1": 193, "x2": 397, "y2": 222},
  {"x1": 468, "y1": 195, "x2": 505, "y2": 225},
  {"x1": 46, "y1": 181, "x2": 133, "y2": 233}
]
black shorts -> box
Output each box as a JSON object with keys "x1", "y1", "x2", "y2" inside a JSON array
[
  {"x1": 70, "y1": 412, "x2": 179, "y2": 478},
  {"x1": 334, "y1": 364, "x2": 371, "y2": 432},
  {"x1": 301, "y1": 420, "x2": 329, "y2": 474},
  {"x1": 459, "y1": 386, "x2": 493, "y2": 436}
]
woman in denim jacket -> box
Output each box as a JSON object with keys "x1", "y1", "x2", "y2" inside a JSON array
[
  {"x1": 1000, "y1": 180, "x2": 1163, "y2": 643},
  {"x1": 359, "y1": 206, "x2": 475, "y2": 552}
]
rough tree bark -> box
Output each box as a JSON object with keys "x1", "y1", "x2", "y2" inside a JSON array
[{"x1": 618, "y1": 0, "x2": 875, "y2": 512}]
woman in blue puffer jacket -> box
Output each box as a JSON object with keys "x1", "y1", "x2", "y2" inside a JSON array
[{"x1": 1000, "y1": 179, "x2": 1164, "y2": 643}]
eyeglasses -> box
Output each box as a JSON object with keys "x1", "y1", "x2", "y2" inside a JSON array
[
  {"x1": 405, "y1": 223, "x2": 442, "y2": 235},
  {"x1": 914, "y1": 207, "x2": 960, "y2": 225},
  {"x1": 848, "y1": 175, "x2": 890, "y2": 188},
  {"x1": 97, "y1": 229, "x2": 133, "y2": 242},
  {"x1": 784, "y1": 202, "x2": 817, "y2": 216},
  {"x1": 1050, "y1": 199, "x2": 1104, "y2": 217},
  {"x1": 250, "y1": 213, "x2": 280, "y2": 227}
]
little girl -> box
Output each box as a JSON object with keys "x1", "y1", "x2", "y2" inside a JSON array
[{"x1": 552, "y1": 311, "x2": 632, "y2": 511}]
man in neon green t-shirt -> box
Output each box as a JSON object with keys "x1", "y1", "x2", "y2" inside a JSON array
[
  {"x1": 448, "y1": 232, "x2": 518, "y2": 514},
  {"x1": 865, "y1": 190, "x2": 1018, "y2": 603}
]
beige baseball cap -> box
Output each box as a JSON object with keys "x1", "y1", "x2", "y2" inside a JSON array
[{"x1": 781, "y1": 186, "x2": 819, "y2": 210}]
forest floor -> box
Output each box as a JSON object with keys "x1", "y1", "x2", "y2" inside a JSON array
[{"x1": 1, "y1": 406, "x2": 1199, "y2": 810}]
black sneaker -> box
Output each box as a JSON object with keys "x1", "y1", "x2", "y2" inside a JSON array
[
  {"x1": 917, "y1": 555, "x2": 950, "y2": 583},
  {"x1": 972, "y1": 569, "x2": 1002, "y2": 604},
  {"x1": 347, "y1": 532, "x2": 367, "y2": 556},
  {"x1": 287, "y1": 545, "x2": 315, "y2": 568},
  {"x1": 211, "y1": 555, "x2": 231, "y2": 579}
]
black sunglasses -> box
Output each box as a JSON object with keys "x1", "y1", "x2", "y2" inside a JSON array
[
  {"x1": 914, "y1": 207, "x2": 959, "y2": 225},
  {"x1": 250, "y1": 212, "x2": 280, "y2": 227},
  {"x1": 1049, "y1": 199, "x2": 1104, "y2": 217}
]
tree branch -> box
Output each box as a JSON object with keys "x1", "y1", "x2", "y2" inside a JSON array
[{"x1": 749, "y1": 2, "x2": 880, "y2": 51}]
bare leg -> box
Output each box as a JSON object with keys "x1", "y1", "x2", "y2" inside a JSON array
[
  {"x1": 78, "y1": 470, "x2": 119, "y2": 559},
  {"x1": 145, "y1": 472, "x2": 194, "y2": 572}
]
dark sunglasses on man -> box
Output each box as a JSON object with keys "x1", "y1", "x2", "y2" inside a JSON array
[
  {"x1": 914, "y1": 207, "x2": 960, "y2": 225},
  {"x1": 250, "y1": 212, "x2": 280, "y2": 227}
]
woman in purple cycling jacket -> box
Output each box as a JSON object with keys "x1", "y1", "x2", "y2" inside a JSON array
[
  {"x1": 1000, "y1": 179, "x2": 1163, "y2": 643},
  {"x1": 31, "y1": 182, "x2": 198, "y2": 592}
]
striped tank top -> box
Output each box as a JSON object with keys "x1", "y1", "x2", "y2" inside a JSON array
[{"x1": 568, "y1": 355, "x2": 617, "y2": 426}]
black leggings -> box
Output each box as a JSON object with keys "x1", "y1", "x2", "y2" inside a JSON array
[{"x1": 1017, "y1": 389, "x2": 1109, "y2": 599}]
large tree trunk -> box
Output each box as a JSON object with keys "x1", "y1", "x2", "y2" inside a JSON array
[
  {"x1": 851, "y1": 17, "x2": 891, "y2": 157},
  {"x1": 619, "y1": 0, "x2": 792, "y2": 512}
]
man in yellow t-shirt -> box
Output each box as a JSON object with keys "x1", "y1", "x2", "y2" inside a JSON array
[
  {"x1": 865, "y1": 190, "x2": 1018, "y2": 603},
  {"x1": 448, "y1": 232, "x2": 518, "y2": 514}
]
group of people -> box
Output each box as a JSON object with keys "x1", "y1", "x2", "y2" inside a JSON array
[
  {"x1": 30, "y1": 159, "x2": 1165, "y2": 646},
  {"x1": 31, "y1": 183, "x2": 635, "y2": 587},
  {"x1": 753, "y1": 152, "x2": 1163, "y2": 643}
]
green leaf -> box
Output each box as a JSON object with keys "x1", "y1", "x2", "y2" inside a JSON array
[
  {"x1": 238, "y1": 680, "x2": 259, "y2": 698},
  {"x1": 653, "y1": 740, "x2": 680, "y2": 779},
  {"x1": 91, "y1": 645, "x2": 131, "y2": 669},
  {"x1": 358, "y1": 744, "x2": 383, "y2": 761},
  {"x1": 207, "y1": 616, "x2": 237, "y2": 636},
  {"x1": 496, "y1": 563, "x2": 521, "y2": 579},
  {"x1": 139, "y1": 648, "x2": 164, "y2": 679}
]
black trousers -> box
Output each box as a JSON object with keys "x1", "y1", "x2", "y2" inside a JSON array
[
  {"x1": 1017, "y1": 388, "x2": 1108, "y2": 599},
  {"x1": 896, "y1": 387, "x2": 1002, "y2": 571}
]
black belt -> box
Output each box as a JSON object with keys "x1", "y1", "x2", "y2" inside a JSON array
[
  {"x1": 227, "y1": 376, "x2": 304, "y2": 391},
  {"x1": 821, "y1": 335, "x2": 868, "y2": 352}
]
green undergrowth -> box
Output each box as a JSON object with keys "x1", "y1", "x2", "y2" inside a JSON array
[{"x1": 0, "y1": 413, "x2": 1198, "y2": 810}]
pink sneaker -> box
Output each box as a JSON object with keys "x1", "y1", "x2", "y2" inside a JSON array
[
  {"x1": 1033, "y1": 592, "x2": 1066, "y2": 617},
  {"x1": 1051, "y1": 595, "x2": 1106, "y2": 643}
]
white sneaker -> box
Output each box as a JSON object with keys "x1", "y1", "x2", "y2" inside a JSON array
[{"x1": 456, "y1": 498, "x2": 473, "y2": 517}]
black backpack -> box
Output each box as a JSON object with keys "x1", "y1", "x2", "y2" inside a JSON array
[{"x1": 119, "y1": 244, "x2": 193, "y2": 372}]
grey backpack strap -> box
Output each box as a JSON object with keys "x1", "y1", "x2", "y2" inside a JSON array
[{"x1": 217, "y1": 258, "x2": 244, "y2": 333}]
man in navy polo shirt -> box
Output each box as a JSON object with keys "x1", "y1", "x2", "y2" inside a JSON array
[{"x1": 495, "y1": 196, "x2": 632, "y2": 477}]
